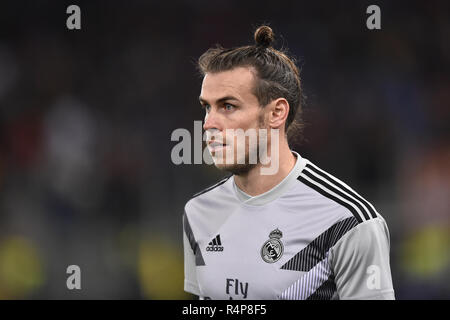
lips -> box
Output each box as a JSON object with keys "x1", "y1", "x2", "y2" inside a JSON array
[
  {"x1": 207, "y1": 141, "x2": 227, "y2": 153},
  {"x1": 208, "y1": 141, "x2": 226, "y2": 148}
]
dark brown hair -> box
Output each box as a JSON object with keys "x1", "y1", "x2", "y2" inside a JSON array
[{"x1": 198, "y1": 25, "x2": 305, "y2": 144}]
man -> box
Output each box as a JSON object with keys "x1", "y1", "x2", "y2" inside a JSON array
[{"x1": 183, "y1": 26, "x2": 395, "y2": 300}]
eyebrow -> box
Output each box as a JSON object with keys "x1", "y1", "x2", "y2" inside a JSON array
[{"x1": 199, "y1": 95, "x2": 241, "y2": 105}]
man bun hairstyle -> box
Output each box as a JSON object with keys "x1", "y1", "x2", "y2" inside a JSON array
[
  {"x1": 254, "y1": 25, "x2": 275, "y2": 48},
  {"x1": 198, "y1": 25, "x2": 305, "y2": 144}
]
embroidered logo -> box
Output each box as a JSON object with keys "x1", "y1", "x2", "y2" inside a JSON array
[{"x1": 261, "y1": 228, "x2": 284, "y2": 263}]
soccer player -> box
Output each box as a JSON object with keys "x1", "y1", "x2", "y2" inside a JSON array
[{"x1": 183, "y1": 26, "x2": 395, "y2": 300}]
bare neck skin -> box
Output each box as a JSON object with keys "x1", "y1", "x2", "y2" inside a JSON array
[{"x1": 233, "y1": 135, "x2": 296, "y2": 197}]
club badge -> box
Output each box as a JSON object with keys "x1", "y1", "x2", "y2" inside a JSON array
[{"x1": 260, "y1": 228, "x2": 284, "y2": 263}]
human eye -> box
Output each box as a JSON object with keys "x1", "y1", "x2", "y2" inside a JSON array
[
  {"x1": 202, "y1": 104, "x2": 211, "y2": 112},
  {"x1": 224, "y1": 103, "x2": 235, "y2": 111}
]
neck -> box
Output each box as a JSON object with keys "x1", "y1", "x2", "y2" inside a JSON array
[{"x1": 233, "y1": 137, "x2": 296, "y2": 196}]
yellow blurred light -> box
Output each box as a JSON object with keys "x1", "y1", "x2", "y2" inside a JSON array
[
  {"x1": 138, "y1": 235, "x2": 191, "y2": 300},
  {"x1": 401, "y1": 225, "x2": 450, "y2": 277},
  {"x1": 0, "y1": 236, "x2": 45, "y2": 299}
]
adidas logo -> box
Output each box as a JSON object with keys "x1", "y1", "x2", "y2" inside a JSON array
[{"x1": 206, "y1": 234, "x2": 224, "y2": 252}]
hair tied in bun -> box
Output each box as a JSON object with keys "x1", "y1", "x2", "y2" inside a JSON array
[{"x1": 254, "y1": 26, "x2": 275, "y2": 49}]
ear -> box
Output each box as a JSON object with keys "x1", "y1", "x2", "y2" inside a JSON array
[{"x1": 268, "y1": 98, "x2": 289, "y2": 130}]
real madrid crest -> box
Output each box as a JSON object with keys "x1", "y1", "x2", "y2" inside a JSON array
[{"x1": 260, "y1": 228, "x2": 284, "y2": 263}]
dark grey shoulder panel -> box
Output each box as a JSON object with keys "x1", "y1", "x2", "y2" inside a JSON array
[
  {"x1": 281, "y1": 216, "x2": 359, "y2": 271},
  {"x1": 183, "y1": 211, "x2": 205, "y2": 266}
]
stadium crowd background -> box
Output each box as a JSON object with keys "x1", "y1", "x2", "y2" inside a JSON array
[{"x1": 0, "y1": 0, "x2": 448, "y2": 299}]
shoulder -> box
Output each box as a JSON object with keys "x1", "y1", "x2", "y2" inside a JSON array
[
  {"x1": 329, "y1": 217, "x2": 394, "y2": 299},
  {"x1": 334, "y1": 216, "x2": 391, "y2": 252},
  {"x1": 184, "y1": 174, "x2": 233, "y2": 214},
  {"x1": 183, "y1": 175, "x2": 236, "y2": 240},
  {"x1": 294, "y1": 158, "x2": 382, "y2": 224},
  {"x1": 191, "y1": 174, "x2": 232, "y2": 199}
]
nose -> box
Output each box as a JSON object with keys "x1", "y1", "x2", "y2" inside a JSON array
[{"x1": 203, "y1": 108, "x2": 221, "y2": 132}]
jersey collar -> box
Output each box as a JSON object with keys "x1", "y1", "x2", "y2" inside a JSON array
[{"x1": 232, "y1": 151, "x2": 307, "y2": 206}]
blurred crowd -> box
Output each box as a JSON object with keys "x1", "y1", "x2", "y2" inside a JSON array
[{"x1": 0, "y1": 0, "x2": 448, "y2": 299}]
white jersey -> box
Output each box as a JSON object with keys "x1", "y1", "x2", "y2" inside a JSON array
[{"x1": 183, "y1": 152, "x2": 395, "y2": 300}]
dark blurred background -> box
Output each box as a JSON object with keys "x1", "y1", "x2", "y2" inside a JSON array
[{"x1": 0, "y1": 0, "x2": 448, "y2": 299}]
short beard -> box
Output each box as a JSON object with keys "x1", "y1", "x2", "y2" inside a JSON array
[
  {"x1": 222, "y1": 161, "x2": 257, "y2": 176},
  {"x1": 218, "y1": 112, "x2": 266, "y2": 177}
]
